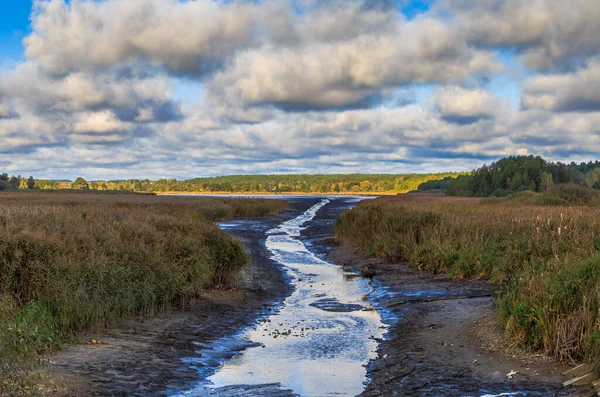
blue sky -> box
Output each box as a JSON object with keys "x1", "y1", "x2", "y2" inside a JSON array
[
  {"x1": 0, "y1": 1, "x2": 31, "y2": 63},
  {"x1": 0, "y1": 0, "x2": 598, "y2": 180}
]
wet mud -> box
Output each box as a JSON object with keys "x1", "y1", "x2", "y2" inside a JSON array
[
  {"x1": 175, "y1": 198, "x2": 385, "y2": 397},
  {"x1": 309, "y1": 199, "x2": 587, "y2": 397}
]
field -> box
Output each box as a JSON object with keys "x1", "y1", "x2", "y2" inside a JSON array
[
  {"x1": 0, "y1": 193, "x2": 288, "y2": 395},
  {"x1": 335, "y1": 193, "x2": 600, "y2": 368}
]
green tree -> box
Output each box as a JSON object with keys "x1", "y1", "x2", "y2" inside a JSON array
[
  {"x1": 71, "y1": 177, "x2": 89, "y2": 190},
  {"x1": 8, "y1": 176, "x2": 20, "y2": 190},
  {"x1": 26, "y1": 176, "x2": 35, "y2": 190},
  {"x1": 540, "y1": 171, "x2": 554, "y2": 191}
]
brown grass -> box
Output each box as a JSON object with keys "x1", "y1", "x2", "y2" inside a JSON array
[
  {"x1": 0, "y1": 192, "x2": 288, "y2": 395},
  {"x1": 335, "y1": 193, "x2": 600, "y2": 368}
]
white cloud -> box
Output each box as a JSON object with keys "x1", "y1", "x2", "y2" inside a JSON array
[
  {"x1": 25, "y1": 0, "x2": 259, "y2": 75},
  {"x1": 209, "y1": 18, "x2": 500, "y2": 110},
  {"x1": 0, "y1": 63, "x2": 175, "y2": 119},
  {"x1": 440, "y1": 0, "x2": 600, "y2": 69},
  {"x1": 431, "y1": 86, "x2": 508, "y2": 123},
  {"x1": 521, "y1": 59, "x2": 600, "y2": 112},
  {"x1": 1, "y1": 0, "x2": 599, "y2": 178},
  {"x1": 73, "y1": 111, "x2": 129, "y2": 134}
]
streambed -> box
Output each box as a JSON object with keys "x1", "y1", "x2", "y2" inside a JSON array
[{"x1": 173, "y1": 198, "x2": 386, "y2": 396}]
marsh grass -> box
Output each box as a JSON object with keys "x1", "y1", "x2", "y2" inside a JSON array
[
  {"x1": 335, "y1": 193, "x2": 600, "y2": 368},
  {"x1": 483, "y1": 185, "x2": 600, "y2": 207},
  {"x1": 0, "y1": 192, "x2": 288, "y2": 395}
]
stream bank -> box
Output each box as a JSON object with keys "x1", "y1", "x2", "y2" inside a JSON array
[
  {"x1": 47, "y1": 196, "x2": 588, "y2": 396},
  {"x1": 48, "y1": 198, "x2": 321, "y2": 396},
  {"x1": 307, "y1": 199, "x2": 590, "y2": 396}
]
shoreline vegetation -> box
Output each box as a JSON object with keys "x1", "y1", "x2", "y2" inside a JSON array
[
  {"x1": 0, "y1": 192, "x2": 288, "y2": 396},
  {"x1": 156, "y1": 191, "x2": 397, "y2": 196},
  {"x1": 2, "y1": 154, "x2": 600, "y2": 393},
  {"x1": 335, "y1": 156, "x2": 600, "y2": 374},
  {"x1": 335, "y1": 192, "x2": 600, "y2": 372}
]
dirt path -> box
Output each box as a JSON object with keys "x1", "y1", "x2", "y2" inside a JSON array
[{"x1": 47, "y1": 198, "x2": 322, "y2": 397}]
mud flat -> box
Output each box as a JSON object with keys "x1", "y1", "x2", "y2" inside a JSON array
[{"x1": 171, "y1": 197, "x2": 384, "y2": 397}]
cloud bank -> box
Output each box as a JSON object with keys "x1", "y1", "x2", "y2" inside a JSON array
[{"x1": 1, "y1": 0, "x2": 599, "y2": 179}]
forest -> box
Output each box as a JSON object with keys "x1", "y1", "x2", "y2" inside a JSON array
[
  {"x1": 7, "y1": 156, "x2": 600, "y2": 197},
  {"x1": 418, "y1": 156, "x2": 600, "y2": 197}
]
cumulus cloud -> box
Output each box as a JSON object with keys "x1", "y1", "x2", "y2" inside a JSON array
[
  {"x1": 24, "y1": 0, "x2": 401, "y2": 76},
  {"x1": 23, "y1": 0, "x2": 501, "y2": 111},
  {"x1": 297, "y1": 1, "x2": 398, "y2": 43},
  {"x1": 25, "y1": 0, "x2": 260, "y2": 75},
  {"x1": 209, "y1": 18, "x2": 500, "y2": 110},
  {"x1": 521, "y1": 59, "x2": 600, "y2": 112},
  {"x1": 2, "y1": 0, "x2": 600, "y2": 178},
  {"x1": 440, "y1": 0, "x2": 600, "y2": 69},
  {"x1": 0, "y1": 63, "x2": 181, "y2": 123},
  {"x1": 0, "y1": 102, "x2": 18, "y2": 119},
  {"x1": 72, "y1": 111, "x2": 129, "y2": 134},
  {"x1": 431, "y1": 86, "x2": 507, "y2": 124}
]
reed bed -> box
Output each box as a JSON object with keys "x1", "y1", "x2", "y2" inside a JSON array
[
  {"x1": 0, "y1": 192, "x2": 288, "y2": 395},
  {"x1": 335, "y1": 193, "x2": 600, "y2": 368}
]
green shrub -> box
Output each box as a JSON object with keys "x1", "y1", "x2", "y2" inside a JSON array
[{"x1": 540, "y1": 184, "x2": 600, "y2": 206}]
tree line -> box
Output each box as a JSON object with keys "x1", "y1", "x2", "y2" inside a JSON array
[
  {"x1": 13, "y1": 156, "x2": 600, "y2": 196},
  {"x1": 418, "y1": 156, "x2": 600, "y2": 197},
  {"x1": 0, "y1": 174, "x2": 35, "y2": 191},
  {"x1": 34, "y1": 173, "x2": 463, "y2": 194}
]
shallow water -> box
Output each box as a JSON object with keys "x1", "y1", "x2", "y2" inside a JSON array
[{"x1": 174, "y1": 199, "x2": 386, "y2": 396}]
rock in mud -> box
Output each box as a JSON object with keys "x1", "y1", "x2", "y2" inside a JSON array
[{"x1": 362, "y1": 264, "x2": 376, "y2": 278}]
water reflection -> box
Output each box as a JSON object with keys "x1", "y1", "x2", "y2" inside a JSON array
[{"x1": 176, "y1": 199, "x2": 386, "y2": 396}]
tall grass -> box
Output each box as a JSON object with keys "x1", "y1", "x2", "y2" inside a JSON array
[
  {"x1": 0, "y1": 193, "x2": 288, "y2": 395},
  {"x1": 335, "y1": 193, "x2": 600, "y2": 367}
]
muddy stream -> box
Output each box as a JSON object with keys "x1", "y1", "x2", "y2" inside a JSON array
[
  {"x1": 169, "y1": 198, "x2": 386, "y2": 396},
  {"x1": 164, "y1": 197, "x2": 564, "y2": 397}
]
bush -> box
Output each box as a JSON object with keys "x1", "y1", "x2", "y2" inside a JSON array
[
  {"x1": 482, "y1": 185, "x2": 600, "y2": 207},
  {"x1": 540, "y1": 184, "x2": 600, "y2": 206}
]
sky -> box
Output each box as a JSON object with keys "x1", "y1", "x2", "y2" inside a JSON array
[{"x1": 0, "y1": 0, "x2": 599, "y2": 180}]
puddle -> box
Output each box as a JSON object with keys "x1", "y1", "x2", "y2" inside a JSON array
[{"x1": 173, "y1": 199, "x2": 387, "y2": 397}]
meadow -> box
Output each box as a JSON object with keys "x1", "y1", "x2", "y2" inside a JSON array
[
  {"x1": 335, "y1": 189, "x2": 600, "y2": 368},
  {"x1": 0, "y1": 193, "x2": 288, "y2": 395}
]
